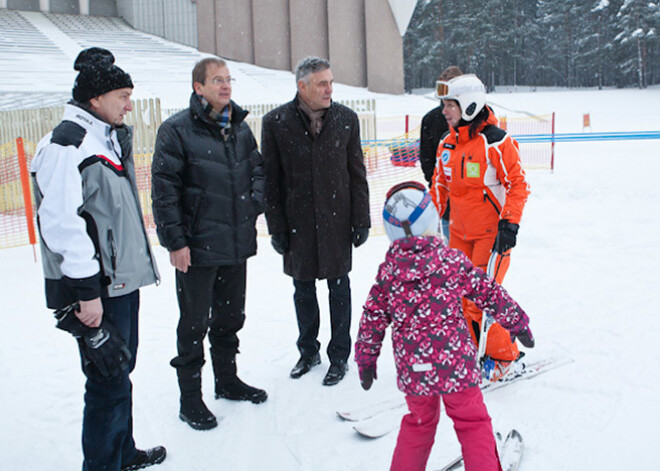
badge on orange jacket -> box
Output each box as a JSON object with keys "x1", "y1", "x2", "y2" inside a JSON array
[{"x1": 466, "y1": 162, "x2": 480, "y2": 178}]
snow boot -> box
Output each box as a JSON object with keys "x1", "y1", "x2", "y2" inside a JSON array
[
  {"x1": 121, "y1": 446, "x2": 167, "y2": 470},
  {"x1": 212, "y1": 353, "x2": 268, "y2": 404},
  {"x1": 177, "y1": 368, "x2": 218, "y2": 430}
]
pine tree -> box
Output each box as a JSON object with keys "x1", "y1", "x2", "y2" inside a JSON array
[{"x1": 613, "y1": 0, "x2": 659, "y2": 88}]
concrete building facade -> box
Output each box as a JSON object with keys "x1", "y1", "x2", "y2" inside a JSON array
[
  {"x1": 199, "y1": 0, "x2": 405, "y2": 94},
  {"x1": 4, "y1": 0, "x2": 408, "y2": 93}
]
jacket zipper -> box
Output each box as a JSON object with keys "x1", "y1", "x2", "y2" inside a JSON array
[
  {"x1": 483, "y1": 190, "x2": 501, "y2": 215},
  {"x1": 461, "y1": 153, "x2": 465, "y2": 179},
  {"x1": 107, "y1": 229, "x2": 117, "y2": 276}
]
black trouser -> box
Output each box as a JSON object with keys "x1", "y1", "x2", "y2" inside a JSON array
[
  {"x1": 170, "y1": 263, "x2": 247, "y2": 372},
  {"x1": 81, "y1": 290, "x2": 139, "y2": 471},
  {"x1": 293, "y1": 275, "x2": 351, "y2": 363}
]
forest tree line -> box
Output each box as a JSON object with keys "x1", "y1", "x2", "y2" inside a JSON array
[{"x1": 404, "y1": 0, "x2": 659, "y2": 91}]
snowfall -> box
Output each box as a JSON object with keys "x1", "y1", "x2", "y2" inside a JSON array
[{"x1": 1, "y1": 18, "x2": 660, "y2": 471}]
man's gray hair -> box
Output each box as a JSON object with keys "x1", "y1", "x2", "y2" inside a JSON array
[{"x1": 295, "y1": 56, "x2": 331, "y2": 83}]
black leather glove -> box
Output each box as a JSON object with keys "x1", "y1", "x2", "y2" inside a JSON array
[
  {"x1": 271, "y1": 232, "x2": 289, "y2": 255},
  {"x1": 55, "y1": 303, "x2": 132, "y2": 377},
  {"x1": 493, "y1": 219, "x2": 519, "y2": 254},
  {"x1": 359, "y1": 366, "x2": 377, "y2": 391},
  {"x1": 510, "y1": 326, "x2": 535, "y2": 348},
  {"x1": 352, "y1": 227, "x2": 369, "y2": 248}
]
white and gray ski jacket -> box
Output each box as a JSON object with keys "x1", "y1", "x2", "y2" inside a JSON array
[{"x1": 32, "y1": 103, "x2": 159, "y2": 309}]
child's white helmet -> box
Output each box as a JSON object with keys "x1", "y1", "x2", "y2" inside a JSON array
[
  {"x1": 435, "y1": 74, "x2": 486, "y2": 122},
  {"x1": 383, "y1": 181, "x2": 440, "y2": 242}
]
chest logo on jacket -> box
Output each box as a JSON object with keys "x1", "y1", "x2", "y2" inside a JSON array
[
  {"x1": 440, "y1": 150, "x2": 451, "y2": 165},
  {"x1": 466, "y1": 162, "x2": 480, "y2": 178}
]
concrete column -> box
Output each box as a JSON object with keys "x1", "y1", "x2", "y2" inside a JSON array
[
  {"x1": 252, "y1": 0, "x2": 291, "y2": 71},
  {"x1": 365, "y1": 0, "x2": 404, "y2": 94},
  {"x1": 327, "y1": 0, "x2": 366, "y2": 87},
  {"x1": 39, "y1": 0, "x2": 49, "y2": 12},
  {"x1": 196, "y1": 0, "x2": 217, "y2": 54},
  {"x1": 216, "y1": 0, "x2": 254, "y2": 63},
  {"x1": 289, "y1": 0, "x2": 328, "y2": 67},
  {"x1": 79, "y1": 0, "x2": 88, "y2": 15}
]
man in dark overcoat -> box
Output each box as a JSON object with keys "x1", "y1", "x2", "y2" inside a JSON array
[{"x1": 261, "y1": 56, "x2": 371, "y2": 386}]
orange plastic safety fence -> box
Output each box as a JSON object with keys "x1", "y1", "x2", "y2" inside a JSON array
[
  {"x1": 0, "y1": 139, "x2": 37, "y2": 249},
  {"x1": 1, "y1": 112, "x2": 553, "y2": 250}
]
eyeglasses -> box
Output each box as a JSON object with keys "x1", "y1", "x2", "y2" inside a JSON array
[
  {"x1": 435, "y1": 81, "x2": 450, "y2": 98},
  {"x1": 211, "y1": 77, "x2": 235, "y2": 85}
]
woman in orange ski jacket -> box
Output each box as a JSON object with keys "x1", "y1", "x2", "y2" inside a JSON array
[{"x1": 430, "y1": 74, "x2": 530, "y2": 375}]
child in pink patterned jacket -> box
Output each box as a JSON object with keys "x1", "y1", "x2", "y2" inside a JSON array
[{"x1": 354, "y1": 182, "x2": 534, "y2": 471}]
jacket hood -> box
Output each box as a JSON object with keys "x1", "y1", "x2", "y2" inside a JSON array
[{"x1": 385, "y1": 236, "x2": 445, "y2": 282}]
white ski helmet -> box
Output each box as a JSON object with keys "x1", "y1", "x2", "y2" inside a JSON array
[
  {"x1": 435, "y1": 74, "x2": 486, "y2": 122},
  {"x1": 382, "y1": 181, "x2": 440, "y2": 242}
]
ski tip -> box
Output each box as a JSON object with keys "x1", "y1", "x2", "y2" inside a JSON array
[
  {"x1": 352, "y1": 425, "x2": 384, "y2": 439},
  {"x1": 336, "y1": 411, "x2": 350, "y2": 421}
]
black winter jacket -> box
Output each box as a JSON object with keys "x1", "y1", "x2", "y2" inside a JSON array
[
  {"x1": 152, "y1": 94, "x2": 265, "y2": 266},
  {"x1": 420, "y1": 104, "x2": 451, "y2": 221},
  {"x1": 420, "y1": 103, "x2": 449, "y2": 185}
]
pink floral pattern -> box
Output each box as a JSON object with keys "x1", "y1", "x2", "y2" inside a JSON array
[{"x1": 355, "y1": 236, "x2": 529, "y2": 395}]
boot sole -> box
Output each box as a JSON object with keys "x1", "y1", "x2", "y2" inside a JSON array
[
  {"x1": 215, "y1": 391, "x2": 268, "y2": 404},
  {"x1": 179, "y1": 412, "x2": 218, "y2": 431}
]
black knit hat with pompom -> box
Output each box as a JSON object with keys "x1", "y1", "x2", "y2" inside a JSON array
[{"x1": 72, "y1": 47, "x2": 133, "y2": 102}]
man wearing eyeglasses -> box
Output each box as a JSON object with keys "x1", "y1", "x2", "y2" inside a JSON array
[{"x1": 152, "y1": 57, "x2": 267, "y2": 432}]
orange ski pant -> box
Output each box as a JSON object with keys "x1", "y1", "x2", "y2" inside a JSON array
[{"x1": 450, "y1": 234, "x2": 520, "y2": 362}]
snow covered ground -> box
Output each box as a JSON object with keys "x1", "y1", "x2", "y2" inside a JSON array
[{"x1": 1, "y1": 17, "x2": 660, "y2": 471}]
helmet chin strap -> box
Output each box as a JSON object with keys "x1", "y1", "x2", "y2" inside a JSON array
[{"x1": 401, "y1": 220, "x2": 413, "y2": 237}]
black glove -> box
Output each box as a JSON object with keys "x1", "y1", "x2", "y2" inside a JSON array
[
  {"x1": 271, "y1": 232, "x2": 289, "y2": 255},
  {"x1": 55, "y1": 303, "x2": 132, "y2": 377},
  {"x1": 493, "y1": 219, "x2": 519, "y2": 254},
  {"x1": 352, "y1": 227, "x2": 369, "y2": 248},
  {"x1": 359, "y1": 366, "x2": 377, "y2": 391},
  {"x1": 510, "y1": 326, "x2": 535, "y2": 348}
]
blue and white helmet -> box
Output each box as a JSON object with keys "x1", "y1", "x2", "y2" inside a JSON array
[{"x1": 383, "y1": 181, "x2": 440, "y2": 242}]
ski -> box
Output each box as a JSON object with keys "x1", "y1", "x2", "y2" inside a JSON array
[
  {"x1": 433, "y1": 431, "x2": 503, "y2": 471},
  {"x1": 337, "y1": 397, "x2": 407, "y2": 422},
  {"x1": 350, "y1": 403, "x2": 408, "y2": 438},
  {"x1": 479, "y1": 355, "x2": 573, "y2": 393},
  {"x1": 434, "y1": 454, "x2": 463, "y2": 471},
  {"x1": 346, "y1": 356, "x2": 572, "y2": 438},
  {"x1": 499, "y1": 429, "x2": 524, "y2": 471}
]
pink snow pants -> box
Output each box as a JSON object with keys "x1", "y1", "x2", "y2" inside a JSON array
[{"x1": 390, "y1": 386, "x2": 502, "y2": 471}]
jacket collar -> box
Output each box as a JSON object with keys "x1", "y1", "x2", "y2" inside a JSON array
[
  {"x1": 450, "y1": 110, "x2": 498, "y2": 144},
  {"x1": 63, "y1": 102, "x2": 115, "y2": 139},
  {"x1": 189, "y1": 93, "x2": 248, "y2": 127}
]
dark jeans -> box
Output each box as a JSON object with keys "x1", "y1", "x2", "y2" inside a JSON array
[
  {"x1": 80, "y1": 290, "x2": 140, "y2": 471},
  {"x1": 293, "y1": 275, "x2": 351, "y2": 363},
  {"x1": 170, "y1": 263, "x2": 247, "y2": 370}
]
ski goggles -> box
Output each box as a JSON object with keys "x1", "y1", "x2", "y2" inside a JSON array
[{"x1": 435, "y1": 81, "x2": 451, "y2": 99}]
